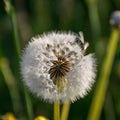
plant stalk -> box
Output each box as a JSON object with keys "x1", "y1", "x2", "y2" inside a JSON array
[
  {"x1": 54, "y1": 101, "x2": 60, "y2": 120},
  {"x1": 87, "y1": 29, "x2": 119, "y2": 120},
  {"x1": 61, "y1": 101, "x2": 71, "y2": 120}
]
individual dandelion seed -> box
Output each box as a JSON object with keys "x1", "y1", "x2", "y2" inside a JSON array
[{"x1": 20, "y1": 31, "x2": 96, "y2": 103}]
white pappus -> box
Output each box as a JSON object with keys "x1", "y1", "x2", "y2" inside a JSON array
[{"x1": 20, "y1": 31, "x2": 96, "y2": 103}]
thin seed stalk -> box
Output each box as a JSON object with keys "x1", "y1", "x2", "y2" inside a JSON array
[
  {"x1": 54, "y1": 101, "x2": 60, "y2": 120},
  {"x1": 54, "y1": 77, "x2": 66, "y2": 120},
  {"x1": 87, "y1": 29, "x2": 119, "y2": 120},
  {"x1": 61, "y1": 101, "x2": 71, "y2": 120}
]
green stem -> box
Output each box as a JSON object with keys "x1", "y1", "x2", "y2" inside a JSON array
[
  {"x1": 54, "y1": 101, "x2": 60, "y2": 120},
  {"x1": 61, "y1": 101, "x2": 71, "y2": 120},
  {"x1": 4, "y1": 0, "x2": 33, "y2": 119},
  {"x1": 10, "y1": 7, "x2": 21, "y2": 57},
  {"x1": 4, "y1": 0, "x2": 21, "y2": 57},
  {"x1": 87, "y1": 29, "x2": 119, "y2": 120}
]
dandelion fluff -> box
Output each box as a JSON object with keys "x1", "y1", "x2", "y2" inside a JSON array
[{"x1": 20, "y1": 31, "x2": 96, "y2": 103}]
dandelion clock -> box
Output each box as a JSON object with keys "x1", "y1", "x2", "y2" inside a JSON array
[{"x1": 20, "y1": 31, "x2": 96, "y2": 103}]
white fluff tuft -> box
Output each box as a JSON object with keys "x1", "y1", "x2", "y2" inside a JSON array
[{"x1": 20, "y1": 31, "x2": 96, "y2": 103}]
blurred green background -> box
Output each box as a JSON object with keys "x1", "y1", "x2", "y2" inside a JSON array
[{"x1": 0, "y1": 0, "x2": 120, "y2": 120}]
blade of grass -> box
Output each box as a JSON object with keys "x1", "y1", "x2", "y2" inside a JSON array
[
  {"x1": 86, "y1": 0, "x2": 101, "y2": 40},
  {"x1": 4, "y1": 0, "x2": 20, "y2": 57},
  {"x1": 4, "y1": 0, "x2": 33, "y2": 119},
  {"x1": 0, "y1": 58, "x2": 22, "y2": 114},
  {"x1": 87, "y1": 29, "x2": 119, "y2": 120}
]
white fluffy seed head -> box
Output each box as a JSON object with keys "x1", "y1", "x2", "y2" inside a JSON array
[{"x1": 20, "y1": 31, "x2": 96, "y2": 103}]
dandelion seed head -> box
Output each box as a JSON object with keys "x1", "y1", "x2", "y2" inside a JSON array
[
  {"x1": 20, "y1": 31, "x2": 96, "y2": 103},
  {"x1": 110, "y1": 11, "x2": 120, "y2": 29}
]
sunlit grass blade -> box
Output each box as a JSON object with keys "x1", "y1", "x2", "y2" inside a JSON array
[
  {"x1": 0, "y1": 58, "x2": 22, "y2": 114},
  {"x1": 61, "y1": 101, "x2": 71, "y2": 120},
  {"x1": 4, "y1": 0, "x2": 33, "y2": 119},
  {"x1": 4, "y1": 0, "x2": 21, "y2": 57},
  {"x1": 87, "y1": 29, "x2": 119, "y2": 120}
]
